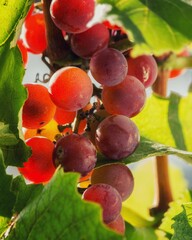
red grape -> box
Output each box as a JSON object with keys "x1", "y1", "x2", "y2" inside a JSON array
[
  {"x1": 53, "y1": 134, "x2": 97, "y2": 176},
  {"x1": 90, "y1": 48, "x2": 128, "y2": 86},
  {"x1": 24, "y1": 13, "x2": 47, "y2": 54},
  {"x1": 54, "y1": 107, "x2": 76, "y2": 125},
  {"x1": 48, "y1": 67, "x2": 93, "y2": 111},
  {"x1": 102, "y1": 75, "x2": 146, "y2": 117},
  {"x1": 71, "y1": 23, "x2": 110, "y2": 58},
  {"x1": 91, "y1": 163, "x2": 134, "y2": 201},
  {"x1": 95, "y1": 115, "x2": 139, "y2": 160},
  {"x1": 18, "y1": 137, "x2": 56, "y2": 184},
  {"x1": 50, "y1": 0, "x2": 95, "y2": 33},
  {"x1": 127, "y1": 55, "x2": 158, "y2": 88},
  {"x1": 82, "y1": 183, "x2": 122, "y2": 223},
  {"x1": 106, "y1": 214, "x2": 125, "y2": 235},
  {"x1": 22, "y1": 84, "x2": 56, "y2": 129}
]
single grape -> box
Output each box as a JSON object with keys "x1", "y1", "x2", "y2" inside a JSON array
[
  {"x1": 22, "y1": 83, "x2": 56, "y2": 129},
  {"x1": 95, "y1": 115, "x2": 139, "y2": 160},
  {"x1": 54, "y1": 107, "x2": 76, "y2": 125},
  {"x1": 91, "y1": 163, "x2": 134, "y2": 201},
  {"x1": 106, "y1": 214, "x2": 125, "y2": 235},
  {"x1": 24, "y1": 13, "x2": 47, "y2": 54},
  {"x1": 50, "y1": 0, "x2": 95, "y2": 33},
  {"x1": 82, "y1": 183, "x2": 122, "y2": 223},
  {"x1": 71, "y1": 23, "x2": 110, "y2": 58},
  {"x1": 102, "y1": 75, "x2": 146, "y2": 117},
  {"x1": 18, "y1": 137, "x2": 56, "y2": 184},
  {"x1": 90, "y1": 48, "x2": 128, "y2": 86},
  {"x1": 127, "y1": 55, "x2": 158, "y2": 88},
  {"x1": 53, "y1": 134, "x2": 97, "y2": 176},
  {"x1": 48, "y1": 67, "x2": 93, "y2": 111}
]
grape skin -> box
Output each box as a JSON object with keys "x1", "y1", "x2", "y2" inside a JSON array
[
  {"x1": 24, "y1": 13, "x2": 47, "y2": 54},
  {"x1": 53, "y1": 134, "x2": 97, "y2": 176},
  {"x1": 82, "y1": 183, "x2": 122, "y2": 223},
  {"x1": 48, "y1": 67, "x2": 93, "y2": 111},
  {"x1": 91, "y1": 163, "x2": 134, "y2": 201},
  {"x1": 95, "y1": 115, "x2": 140, "y2": 160},
  {"x1": 50, "y1": 0, "x2": 95, "y2": 33},
  {"x1": 90, "y1": 48, "x2": 128, "y2": 86},
  {"x1": 102, "y1": 75, "x2": 146, "y2": 117},
  {"x1": 71, "y1": 23, "x2": 110, "y2": 59}
]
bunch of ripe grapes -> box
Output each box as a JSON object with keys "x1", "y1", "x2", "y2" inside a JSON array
[{"x1": 17, "y1": 0, "x2": 160, "y2": 235}]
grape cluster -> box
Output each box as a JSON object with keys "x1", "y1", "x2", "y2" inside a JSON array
[{"x1": 17, "y1": 0, "x2": 159, "y2": 235}]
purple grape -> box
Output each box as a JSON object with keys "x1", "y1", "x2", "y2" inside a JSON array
[
  {"x1": 53, "y1": 134, "x2": 97, "y2": 176},
  {"x1": 90, "y1": 48, "x2": 128, "y2": 86},
  {"x1": 102, "y1": 75, "x2": 146, "y2": 117},
  {"x1": 127, "y1": 55, "x2": 158, "y2": 88},
  {"x1": 91, "y1": 163, "x2": 134, "y2": 201},
  {"x1": 82, "y1": 183, "x2": 122, "y2": 223},
  {"x1": 71, "y1": 23, "x2": 110, "y2": 58},
  {"x1": 95, "y1": 115, "x2": 140, "y2": 160}
]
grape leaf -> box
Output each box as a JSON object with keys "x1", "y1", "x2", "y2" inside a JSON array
[
  {"x1": 0, "y1": 149, "x2": 16, "y2": 218},
  {"x1": 11, "y1": 176, "x2": 43, "y2": 214},
  {"x1": 6, "y1": 170, "x2": 124, "y2": 240},
  {"x1": 0, "y1": 0, "x2": 32, "y2": 46},
  {"x1": 0, "y1": 37, "x2": 31, "y2": 166},
  {"x1": 160, "y1": 191, "x2": 191, "y2": 236},
  {"x1": 97, "y1": 0, "x2": 192, "y2": 56},
  {"x1": 0, "y1": 122, "x2": 18, "y2": 146},
  {"x1": 123, "y1": 137, "x2": 192, "y2": 164},
  {"x1": 171, "y1": 203, "x2": 192, "y2": 240}
]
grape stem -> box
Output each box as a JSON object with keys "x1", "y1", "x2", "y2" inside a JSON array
[
  {"x1": 151, "y1": 68, "x2": 173, "y2": 216},
  {"x1": 42, "y1": 0, "x2": 71, "y2": 71}
]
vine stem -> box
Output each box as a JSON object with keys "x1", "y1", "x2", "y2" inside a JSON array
[{"x1": 151, "y1": 69, "x2": 173, "y2": 214}]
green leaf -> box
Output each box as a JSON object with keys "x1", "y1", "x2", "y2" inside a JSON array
[
  {"x1": 0, "y1": 35, "x2": 31, "y2": 166},
  {"x1": 97, "y1": 0, "x2": 192, "y2": 56},
  {"x1": 6, "y1": 170, "x2": 124, "y2": 240},
  {"x1": 0, "y1": 122, "x2": 18, "y2": 146},
  {"x1": 160, "y1": 191, "x2": 191, "y2": 236},
  {"x1": 125, "y1": 222, "x2": 157, "y2": 240},
  {"x1": 171, "y1": 203, "x2": 192, "y2": 240},
  {"x1": 11, "y1": 176, "x2": 43, "y2": 214},
  {"x1": 0, "y1": 0, "x2": 32, "y2": 46},
  {"x1": 124, "y1": 137, "x2": 192, "y2": 164},
  {"x1": 0, "y1": 149, "x2": 16, "y2": 218}
]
